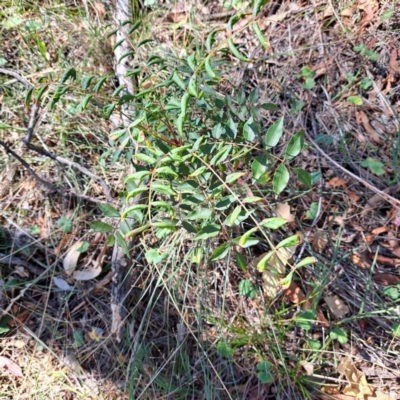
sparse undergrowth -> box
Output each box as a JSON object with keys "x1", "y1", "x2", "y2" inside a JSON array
[{"x1": 1, "y1": 1, "x2": 400, "y2": 399}]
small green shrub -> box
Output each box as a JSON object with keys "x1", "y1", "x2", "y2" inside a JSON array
[{"x1": 45, "y1": 9, "x2": 313, "y2": 300}]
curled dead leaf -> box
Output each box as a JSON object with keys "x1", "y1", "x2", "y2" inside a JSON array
[
  {"x1": 338, "y1": 357, "x2": 373, "y2": 397},
  {"x1": 362, "y1": 183, "x2": 400, "y2": 215},
  {"x1": 312, "y1": 230, "x2": 328, "y2": 253},
  {"x1": 373, "y1": 274, "x2": 400, "y2": 285},
  {"x1": 53, "y1": 277, "x2": 74, "y2": 291},
  {"x1": 316, "y1": 308, "x2": 330, "y2": 328},
  {"x1": 72, "y1": 245, "x2": 106, "y2": 281},
  {"x1": 63, "y1": 241, "x2": 84, "y2": 275},
  {"x1": 73, "y1": 265, "x2": 102, "y2": 281},
  {"x1": 369, "y1": 253, "x2": 397, "y2": 266},
  {"x1": 339, "y1": 233, "x2": 358, "y2": 243},
  {"x1": 371, "y1": 226, "x2": 388, "y2": 235},
  {"x1": 384, "y1": 231, "x2": 400, "y2": 258},
  {"x1": 357, "y1": 110, "x2": 382, "y2": 144},
  {"x1": 0, "y1": 356, "x2": 23, "y2": 377}
]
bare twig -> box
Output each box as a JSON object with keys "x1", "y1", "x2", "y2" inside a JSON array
[
  {"x1": 0, "y1": 252, "x2": 45, "y2": 276},
  {"x1": 1, "y1": 67, "x2": 113, "y2": 202},
  {"x1": 304, "y1": 132, "x2": 400, "y2": 209},
  {"x1": 1, "y1": 264, "x2": 52, "y2": 318},
  {"x1": 0, "y1": 68, "x2": 34, "y2": 88},
  {"x1": 0, "y1": 139, "x2": 60, "y2": 192}
]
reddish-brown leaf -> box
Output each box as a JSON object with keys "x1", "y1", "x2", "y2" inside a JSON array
[
  {"x1": 358, "y1": 319, "x2": 367, "y2": 332},
  {"x1": 369, "y1": 253, "x2": 397, "y2": 266},
  {"x1": 328, "y1": 177, "x2": 347, "y2": 189},
  {"x1": 371, "y1": 227, "x2": 388, "y2": 235},
  {"x1": 373, "y1": 274, "x2": 400, "y2": 285},
  {"x1": 357, "y1": 110, "x2": 382, "y2": 144}
]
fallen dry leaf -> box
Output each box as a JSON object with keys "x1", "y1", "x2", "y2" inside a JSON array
[
  {"x1": 0, "y1": 356, "x2": 23, "y2": 377},
  {"x1": 329, "y1": 177, "x2": 347, "y2": 189},
  {"x1": 283, "y1": 282, "x2": 306, "y2": 304},
  {"x1": 231, "y1": 15, "x2": 252, "y2": 33},
  {"x1": 11, "y1": 340, "x2": 25, "y2": 349},
  {"x1": 284, "y1": 282, "x2": 306, "y2": 304},
  {"x1": 63, "y1": 241, "x2": 84, "y2": 275},
  {"x1": 372, "y1": 274, "x2": 400, "y2": 285},
  {"x1": 357, "y1": 110, "x2": 382, "y2": 144},
  {"x1": 351, "y1": 252, "x2": 371, "y2": 269},
  {"x1": 73, "y1": 265, "x2": 102, "y2": 281},
  {"x1": 340, "y1": 7, "x2": 354, "y2": 17},
  {"x1": 72, "y1": 244, "x2": 106, "y2": 281},
  {"x1": 301, "y1": 361, "x2": 314, "y2": 376},
  {"x1": 357, "y1": 0, "x2": 379, "y2": 23},
  {"x1": 362, "y1": 183, "x2": 400, "y2": 215},
  {"x1": 93, "y1": 2, "x2": 106, "y2": 18},
  {"x1": 312, "y1": 230, "x2": 329, "y2": 253},
  {"x1": 338, "y1": 233, "x2": 358, "y2": 243},
  {"x1": 53, "y1": 277, "x2": 74, "y2": 291},
  {"x1": 369, "y1": 253, "x2": 398, "y2": 266},
  {"x1": 338, "y1": 357, "x2": 373, "y2": 398},
  {"x1": 302, "y1": 286, "x2": 329, "y2": 328},
  {"x1": 348, "y1": 192, "x2": 360, "y2": 202},
  {"x1": 262, "y1": 270, "x2": 280, "y2": 297},
  {"x1": 275, "y1": 202, "x2": 295, "y2": 222},
  {"x1": 165, "y1": 3, "x2": 188, "y2": 23},
  {"x1": 365, "y1": 235, "x2": 375, "y2": 245},
  {"x1": 55, "y1": 234, "x2": 72, "y2": 256},
  {"x1": 285, "y1": 283, "x2": 329, "y2": 326},
  {"x1": 385, "y1": 231, "x2": 400, "y2": 258},
  {"x1": 358, "y1": 319, "x2": 367, "y2": 332},
  {"x1": 371, "y1": 226, "x2": 388, "y2": 235},
  {"x1": 321, "y1": 384, "x2": 341, "y2": 395},
  {"x1": 324, "y1": 295, "x2": 349, "y2": 319},
  {"x1": 317, "y1": 308, "x2": 330, "y2": 327},
  {"x1": 328, "y1": 215, "x2": 346, "y2": 227},
  {"x1": 8, "y1": 310, "x2": 29, "y2": 326}
]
